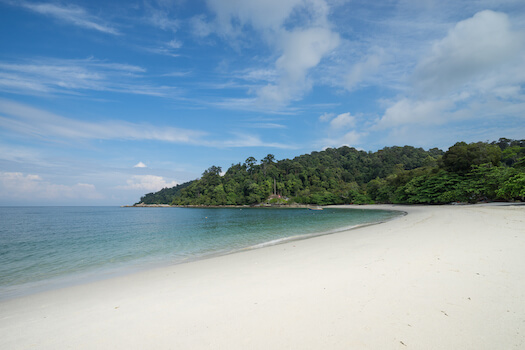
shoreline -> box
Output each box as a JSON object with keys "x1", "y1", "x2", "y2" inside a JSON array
[
  {"x1": 0, "y1": 207, "x2": 402, "y2": 302},
  {"x1": 123, "y1": 203, "x2": 324, "y2": 208},
  {"x1": 1, "y1": 204, "x2": 524, "y2": 349},
  {"x1": 124, "y1": 201, "x2": 525, "y2": 209}
]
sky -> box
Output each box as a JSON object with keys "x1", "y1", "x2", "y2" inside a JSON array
[{"x1": 0, "y1": 0, "x2": 524, "y2": 205}]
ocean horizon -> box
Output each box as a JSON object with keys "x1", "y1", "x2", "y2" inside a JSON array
[{"x1": 0, "y1": 206, "x2": 401, "y2": 300}]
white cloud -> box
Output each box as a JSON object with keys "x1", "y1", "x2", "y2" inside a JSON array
[
  {"x1": 329, "y1": 112, "x2": 356, "y2": 129},
  {"x1": 413, "y1": 10, "x2": 524, "y2": 95},
  {"x1": 317, "y1": 111, "x2": 363, "y2": 148},
  {"x1": 318, "y1": 130, "x2": 366, "y2": 149},
  {"x1": 134, "y1": 162, "x2": 147, "y2": 168},
  {"x1": 376, "y1": 98, "x2": 455, "y2": 129},
  {"x1": 119, "y1": 175, "x2": 178, "y2": 192},
  {"x1": 340, "y1": 130, "x2": 363, "y2": 145},
  {"x1": 15, "y1": 1, "x2": 119, "y2": 35},
  {"x1": 0, "y1": 172, "x2": 103, "y2": 200},
  {"x1": 203, "y1": 0, "x2": 340, "y2": 109},
  {"x1": 320, "y1": 1, "x2": 525, "y2": 101},
  {"x1": 0, "y1": 172, "x2": 42, "y2": 192},
  {"x1": 259, "y1": 27, "x2": 339, "y2": 106},
  {"x1": 375, "y1": 10, "x2": 525, "y2": 136},
  {"x1": 319, "y1": 111, "x2": 356, "y2": 128}
]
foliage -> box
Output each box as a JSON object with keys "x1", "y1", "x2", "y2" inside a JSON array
[
  {"x1": 497, "y1": 173, "x2": 525, "y2": 201},
  {"x1": 441, "y1": 141, "x2": 502, "y2": 173},
  {"x1": 137, "y1": 138, "x2": 525, "y2": 206},
  {"x1": 136, "y1": 181, "x2": 195, "y2": 205}
]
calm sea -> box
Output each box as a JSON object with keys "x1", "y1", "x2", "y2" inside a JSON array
[{"x1": 0, "y1": 206, "x2": 401, "y2": 300}]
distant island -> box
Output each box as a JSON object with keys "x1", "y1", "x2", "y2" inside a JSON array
[{"x1": 135, "y1": 138, "x2": 525, "y2": 207}]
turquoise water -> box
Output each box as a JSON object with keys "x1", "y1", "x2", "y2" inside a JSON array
[{"x1": 0, "y1": 207, "x2": 401, "y2": 300}]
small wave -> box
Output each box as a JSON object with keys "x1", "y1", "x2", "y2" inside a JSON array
[
  {"x1": 239, "y1": 223, "x2": 371, "y2": 251},
  {"x1": 236, "y1": 212, "x2": 402, "y2": 253}
]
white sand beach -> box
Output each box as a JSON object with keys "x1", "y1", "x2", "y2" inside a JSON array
[{"x1": 1, "y1": 204, "x2": 524, "y2": 349}]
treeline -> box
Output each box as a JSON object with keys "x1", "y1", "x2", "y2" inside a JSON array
[
  {"x1": 137, "y1": 138, "x2": 525, "y2": 206},
  {"x1": 138, "y1": 181, "x2": 194, "y2": 204}
]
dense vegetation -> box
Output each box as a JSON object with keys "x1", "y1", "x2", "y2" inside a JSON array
[{"x1": 137, "y1": 138, "x2": 525, "y2": 206}]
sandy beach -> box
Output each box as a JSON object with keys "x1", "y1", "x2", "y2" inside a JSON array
[{"x1": 1, "y1": 204, "x2": 524, "y2": 349}]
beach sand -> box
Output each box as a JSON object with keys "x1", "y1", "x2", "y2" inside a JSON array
[{"x1": 1, "y1": 204, "x2": 524, "y2": 349}]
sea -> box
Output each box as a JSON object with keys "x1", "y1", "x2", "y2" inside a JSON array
[{"x1": 0, "y1": 206, "x2": 401, "y2": 300}]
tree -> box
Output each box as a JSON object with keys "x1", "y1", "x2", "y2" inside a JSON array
[
  {"x1": 502, "y1": 146, "x2": 525, "y2": 167},
  {"x1": 497, "y1": 173, "x2": 525, "y2": 201},
  {"x1": 244, "y1": 157, "x2": 257, "y2": 174},
  {"x1": 441, "y1": 142, "x2": 501, "y2": 173},
  {"x1": 262, "y1": 154, "x2": 275, "y2": 165},
  {"x1": 261, "y1": 154, "x2": 275, "y2": 176},
  {"x1": 201, "y1": 166, "x2": 222, "y2": 186}
]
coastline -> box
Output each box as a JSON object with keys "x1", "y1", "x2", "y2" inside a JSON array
[
  {"x1": 0, "y1": 207, "x2": 401, "y2": 302},
  {"x1": 1, "y1": 204, "x2": 524, "y2": 349},
  {"x1": 123, "y1": 203, "x2": 321, "y2": 208}
]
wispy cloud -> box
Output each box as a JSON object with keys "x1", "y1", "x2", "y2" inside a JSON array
[
  {"x1": 234, "y1": 68, "x2": 279, "y2": 83},
  {"x1": 141, "y1": 41, "x2": 183, "y2": 57},
  {"x1": 141, "y1": 46, "x2": 181, "y2": 58},
  {"x1": 200, "y1": 132, "x2": 297, "y2": 149},
  {"x1": 243, "y1": 123, "x2": 287, "y2": 129},
  {"x1": 190, "y1": 14, "x2": 213, "y2": 37},
  {"x1": 143, "y1": 3, "x2": 179, "y2": 32},
  {"x1": 0, "y1": 57, "x2": 176, "y2": 97},
  {"x1": 207, "y1": 97, "x2": 300, "y2": 114},
  {"x1": 12, "y1": 1, "x2": 119, "y2": 35},
  {"x1": 0, "y1": 99, "x2": 295, "y2": 149},
  {"x1": 162, "y1": 71, "x2": 192, "y2": 78},
  {"x1": 0, "y1": 99, "x2": 206, "y2": 143}
]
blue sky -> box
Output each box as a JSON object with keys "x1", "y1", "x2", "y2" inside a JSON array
[{"x1": 1, "y1": 0, "x2": 524, "y2": 205}]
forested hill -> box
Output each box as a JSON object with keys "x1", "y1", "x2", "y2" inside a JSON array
[{"x1": 137, "y1": 138, "x2": 525, "y2": 206}]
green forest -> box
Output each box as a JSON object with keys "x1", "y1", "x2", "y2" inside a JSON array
[{"x1": 137, "y1": 138, "x2": 525, "y2": 206}]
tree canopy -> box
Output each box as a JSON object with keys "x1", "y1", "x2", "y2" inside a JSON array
[{"x1": 137, "y1": 138, "x2": 525, "y2": 206}]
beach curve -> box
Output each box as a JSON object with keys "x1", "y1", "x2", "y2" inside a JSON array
[{"x1": 0, "y1": 204, "x2": 524, "y2": 349}]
